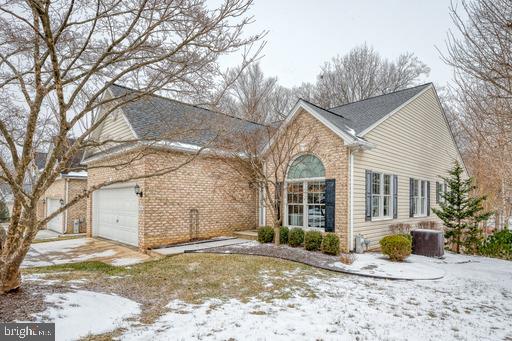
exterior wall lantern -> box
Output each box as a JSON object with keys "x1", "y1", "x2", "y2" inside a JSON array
[
  {"x1": 59, "y1": 198, "x2": 65, "y2": 206},
  {"x1": 134, "y1": 184, "x2": 143, "y2": 197}
]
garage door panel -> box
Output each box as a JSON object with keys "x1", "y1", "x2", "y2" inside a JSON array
[{"x1": 94, "y1": 187, "x2": 139, "y2": 246}]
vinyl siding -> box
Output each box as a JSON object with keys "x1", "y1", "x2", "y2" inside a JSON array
[
  {"x1": 352, "y1": 86, "x2": 464, "y2": 248},
  {"x1": 97, "y1": 110, "x2": 134, "y2": 143}
]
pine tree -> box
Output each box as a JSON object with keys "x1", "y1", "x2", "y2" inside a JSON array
[{"x1": 432, "y1": 161, "x2": 492, "y2": 254}]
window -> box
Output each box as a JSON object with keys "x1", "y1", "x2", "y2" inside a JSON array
[
  {"x1": 286, "y1": 155, "x2": 326, "y2": 230},
  {"x1": 437, "y1": 181, "x2": 448, "y2": 204},
  {"x1": 412, "y1": 179, "x2": 428, "y2": 216},
  {"x1": 371, "y1": 172, "x2": 393, "y2": 219}
]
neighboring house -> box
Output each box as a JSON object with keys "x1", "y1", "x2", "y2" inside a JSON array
[
  {"x1": 39, "y1": 140, "x2": 88, "y2": 234},
  {"x1": 84, "y1": 83, "x2": 464, "y2": 251}
]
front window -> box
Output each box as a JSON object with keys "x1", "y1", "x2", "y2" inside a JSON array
[
  {"x1": 286, "y1": 155, "x2": 326, "y2": 230},
  {"x1": 371, "y1": 172, "x2": 392, "y2": 219},
  {"x1": 412, "y1": 179, "x2": 427, "y2": 216}
]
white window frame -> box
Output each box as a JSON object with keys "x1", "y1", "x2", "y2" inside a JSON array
[
  {"x1": 371, "y1": 172, "x2": 393, "y2": 221},
  {"x1": 413, "y1": 179, "x2": 428, "y2": 217},
  {"x1": 284, "y1": 177, "x2": 326, "y2": 231}
]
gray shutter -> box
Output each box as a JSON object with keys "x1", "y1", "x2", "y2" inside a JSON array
[
  {"x1": 409, "y1": 178, "x2": 414, "y2": 218},
  {"x1": 365, "y1": 170, "x2": 372, "y2": 221},
  {"x1": 427, "y1": 181, "x2": 431, "y2": 216},
  {"x1": 324, "y1": 179, "x2": 335, "y2": 232},
  {"x1": 393, "y1": 175, "x2": 398, "y2": 219},
  {"x1": 435, "y1": 182, "x2": 440, "y2": 204},
  {"x1": 275, "y1": 182, "x2": 282, "y2": 226}
]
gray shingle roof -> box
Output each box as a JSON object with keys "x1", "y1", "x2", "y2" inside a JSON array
[
  {"x1": 109, "y1": 84, "x2": 263, "y2": 146},
  {"x1": 312, "y1": 83, "x2": 431, "y2": 136}
]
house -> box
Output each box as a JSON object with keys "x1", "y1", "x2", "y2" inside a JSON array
[
  {"x1": 84, "y1": 83, "x2": 464, "y2": 251},
  {"x1": 38, "y1": 140, "x2": 88, "y2": 234}
]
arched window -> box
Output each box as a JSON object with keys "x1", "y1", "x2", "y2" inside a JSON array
[
  {"x1": 287, "y1": 155, "x2": 325, "y2": 180},
  {"x1": 286, "y1": 155, "x2": 326, "y2": 230}
]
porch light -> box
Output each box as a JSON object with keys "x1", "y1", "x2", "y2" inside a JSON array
[
  {"x1": 134, "y1": 184, "x2": 143, "y2": 197},
  {"x1": 59, "y1": 199, "x2": 64, "y2": 206}
]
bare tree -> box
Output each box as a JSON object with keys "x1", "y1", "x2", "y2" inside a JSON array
[
  {"x1": 441, "y1": 0, "x2": 512, "y2": 229},
  {"x1": 0, "y1": 0, "x2": 262, "y2": 293},
  {"x1": 304, "y1": 44, "x2": 430, "y2": 108},
  {"x1": 217, "y1": 63, "x2": 295, "y2": 123}
]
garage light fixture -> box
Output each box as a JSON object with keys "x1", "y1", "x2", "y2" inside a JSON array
[{"x1": 134, "y1": 184, "x2": 143, "y2": 197}]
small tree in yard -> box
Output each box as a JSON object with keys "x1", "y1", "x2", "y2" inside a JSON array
[{"x1": 433, "y1": 161, "x2": 492, "y2": 254}]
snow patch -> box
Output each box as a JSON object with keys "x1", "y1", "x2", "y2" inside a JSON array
[
  {"x1": 111, "y1": 257, "x2": 144, "y2": 266},
  {"x1": 33, "y1": 290, "x2": 140, "y2": 341}
]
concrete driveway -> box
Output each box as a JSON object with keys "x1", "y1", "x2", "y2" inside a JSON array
[{"x1": 22, "y1": 238, "x2": 153, "y2": 268}]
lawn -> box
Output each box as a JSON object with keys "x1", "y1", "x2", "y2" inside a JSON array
[{"x1": 3, "y1": 252, "x2": 512, "y2": 340}]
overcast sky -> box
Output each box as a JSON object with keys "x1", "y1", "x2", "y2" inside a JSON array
[{"x1": 229, "y1": 0, "x2": 461, "y2": 89}]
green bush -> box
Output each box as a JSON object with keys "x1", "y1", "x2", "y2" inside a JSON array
[
  {"x1": 380, "y1": 235, "x2": 412, "y2": 261},
  {"x1": 479, "y1": 230, "x2": 512, "y2": 260},
  {"x1": 321, "y1": 233, "x2": 340, "y2": 255},
  {"x1": 288, "y1": 228, "x2": 305, "y2": 247},
  {"x1": 304, "y1": 230, "x2": 323, "y2": 251},
  {"x1": 279, "y1": 226, "x2": 289, "y2": 244},
  {"x1": 257, "y1": 226, "x2": 274, "y2": 244}
]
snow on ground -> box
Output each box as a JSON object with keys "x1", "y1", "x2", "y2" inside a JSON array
[
  {"x1": 332, "y1": 253, "x2": 445, "y2": 280},
  {"x1": 33, "y1": 290, "x2": 140, "y2": 341},
  {"x1": 110, "y1": 257, "x2": 144, "y2": 266},
  {"x1": 120, "y1": 252, "x2": 512, "y2": 341}
]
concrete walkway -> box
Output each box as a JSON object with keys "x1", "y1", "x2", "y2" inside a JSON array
[{"x1": 152, "y1": 238, "x2": 249, "y2": 256}]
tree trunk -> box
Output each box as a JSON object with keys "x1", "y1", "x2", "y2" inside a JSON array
[
  {"x1": 0, "y1": 263, "x2": 21, "y2": 294},
  {"x1": 274, "y1": 226, "x2": 280, "y2": 245}
]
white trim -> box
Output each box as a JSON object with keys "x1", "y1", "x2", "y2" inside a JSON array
[
  {"x1": 64, "y1": 179, "x2": 69, "y2": 233},
  {"x1": 349, "y1": 151, "x2": 354, "y2": 250},
  {"x1": 258, "y1": 186, "x2": 266, "y2": 227},
  {"x1": 261, "y1": 100, "x2": 367, "y2": 155},
  {"x1": 359, "y1": 84, "x2": 432, "y2": 137}
]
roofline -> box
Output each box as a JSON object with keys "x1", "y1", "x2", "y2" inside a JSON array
[
  {"x1": 260, "y1": 100, "x2": 372, "y2": 155},
  {"x1": 429, "y1": 85, "x2": 469, "y2": 176},
  {"x1": 358, "y1": 84, "x2": 432, "y2": 137}
]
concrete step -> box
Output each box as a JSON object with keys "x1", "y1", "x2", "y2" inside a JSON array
[{"x1": 233, "y1": 229, "x2": 258, "y2": 240}]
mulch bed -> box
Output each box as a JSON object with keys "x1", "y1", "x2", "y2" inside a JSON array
[{"x1": 192, "y1": 242, "x2": 412, "y2": 281}]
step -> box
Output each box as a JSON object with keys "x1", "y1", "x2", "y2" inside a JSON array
[{"x1": 233, "y1": 230, "x2": 258, "y2": 240}]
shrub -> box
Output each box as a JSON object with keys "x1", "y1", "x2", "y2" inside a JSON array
[
  {"x1": 417, "y1": 220, "x2": 440, "y2": 230},
  {"x1": 380, "y1": 235, "x2": 412, "y2": 261},
  {"x1": 321, "y1": 233, "x2": 340, "y2": 255},
  {"x1": 479, "y1": 229, "x2": 512, "y2": 260},
  {"x1": 279, "y1": 226, "x2": 289, "y2": 245},
  {"x1": 304, "y1": 230, "x2": 323, "y2": 251},
  {"x1": 257, "y1": 226, "x2": 274, "y2": 243},
  {"x1": 389, "y1": 223, "x2": 412, "y2": 235},
  {"x1": 288, "y1": 228, "x2": 305, "y2": 247}
]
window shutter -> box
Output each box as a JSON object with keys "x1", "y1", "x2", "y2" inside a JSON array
[
  {"x1": 409, "y1": 178, "x2": 414, "y2": 218},
  {"x1": 393, "y1": 175, "x2": 398, "y2": 219},
  {"x1": 275, "y1": 182, "x2": 283, "y2": 226},
  {"x1": 325, "y1": 179, "x2": 335, "y2": 232},
  {"x1": 427, "y1": 181, "x2": 431, "y2": 216},
  {"x1": 365, "y1": 170, "x2": 372, "y2": 221},
  {"x1": 435, "y1": 182, "x2": 440, "y2": 204}
]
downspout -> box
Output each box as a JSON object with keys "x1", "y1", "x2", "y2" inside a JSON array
[
  {"x1": 64, "y1": 178, "x2": 69, "y2": 234},
  {"x1": 348, "y1": 151, "x2": 354, "y2": 250}
]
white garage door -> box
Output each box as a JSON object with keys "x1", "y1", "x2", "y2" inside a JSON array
[
  {"x1": 47, "y1": 198, "x2": 64, "y2": 233},
  {"x1": 93, "y1": 186, "x2": 139, "y2": 246}
]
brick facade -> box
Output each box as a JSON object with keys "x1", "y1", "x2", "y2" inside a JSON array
[
  {"x1": 86, "y1": 149, "x2": 257, "y2": 250},
  {"x1": 39, "y1": 177, "x2": 88, "y2": 233},
  {"x1": 264, "y1": 109, "x2": 350, "y2": 251}
]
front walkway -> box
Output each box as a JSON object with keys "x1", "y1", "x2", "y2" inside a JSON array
[
  {"x1": 23, "y1": 238, "x2": 152, "y2": 268},
  {"x1": 151, "y1": 238, "x2": 249, "y2": 256}
]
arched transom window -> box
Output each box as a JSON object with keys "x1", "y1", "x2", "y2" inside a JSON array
[
  {"x1": 287, "y1": 155, "x2": 325, "y2": 180},
  {"x1": 286, "y1": 155, "x2": 326, "y2": 230}
]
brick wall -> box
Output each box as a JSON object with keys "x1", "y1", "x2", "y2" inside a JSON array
[
  {"x1": 264, "y1": 109, "x2": 350, "y2": 251},
  {"x1": 86, "y1": 149, "x2": 257, "y2": 249},
  {"x1": 40, "y1": 177, "x2": 88, "y2": 233}
]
